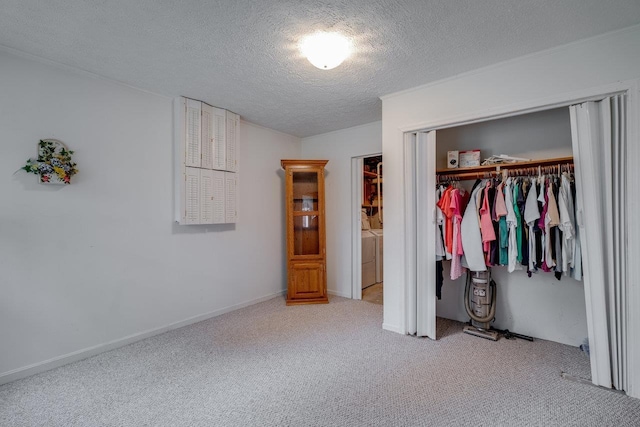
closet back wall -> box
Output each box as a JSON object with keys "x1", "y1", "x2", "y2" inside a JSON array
[
  {"x1": 436, "y1": 108, "x2": 573, "y2": 168},
  {"x1": 0, "y1": 50, "x2": 300, "y2": 382},
  {"x1": 436, "y1": 108, "x2": 586, "y2": 345}
]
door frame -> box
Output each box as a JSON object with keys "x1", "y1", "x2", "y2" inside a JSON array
[
  {"x1": 351, "y1": 153, "x2": 383, "y2": 300},
  {"x1": 400, "y1": 79, "x2": 639, "y2": 393}
]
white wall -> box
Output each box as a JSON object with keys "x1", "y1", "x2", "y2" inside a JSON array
[
  {"x1": 301, "y1": 122, "x2": 382, "y2": 298},
  {"x1": 0, "y1": 50, "x2": 300, "y2": 382},
  {"x1": 435, "y1": 108, "x2": 586, "y2": 346},
  {"x1": 381, "y1": 24, "x2": 640, "y2": 396}
]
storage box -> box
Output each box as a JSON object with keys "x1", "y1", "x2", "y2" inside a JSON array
[
  {"x1": 459, "y1": 150, "x2": 481, "y2": 168},
  {"x1": 447, "y1": 151, "x2": 459, "y2": 168}
]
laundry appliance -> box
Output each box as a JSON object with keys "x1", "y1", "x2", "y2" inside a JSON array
[
  {"x1": 361, "y1": 230, "x2": 376, "y2": 289},
  {"x1": 368, "y1": 228, "x2": 383, "y2": 283}
]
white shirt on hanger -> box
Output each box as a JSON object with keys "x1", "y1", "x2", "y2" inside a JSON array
[
  {"x1": 524, "y1": 177, "x2": 540, "y2": 271},
  {"x1": 460, "y1": 182, "x2": 486, "y2": 272},
  {"x1": 559, "y1": 173, "x2": 575, "y2": 273},
  {"x1": 545, "y1": 180, "x2": 560, "y2": 269}
]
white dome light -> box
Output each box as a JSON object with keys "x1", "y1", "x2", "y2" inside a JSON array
[{"x1": 300, "y1": 32, "x2": 351, "y2": 70}]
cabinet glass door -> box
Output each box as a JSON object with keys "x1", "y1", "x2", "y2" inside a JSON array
[{"x1": 292, "y1": 171, "x2": 320, "y2": 255}]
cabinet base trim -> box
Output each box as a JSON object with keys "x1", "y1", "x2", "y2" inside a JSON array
[{"x1": 286, "y1": 297, "x2": 329, "y2": 306}]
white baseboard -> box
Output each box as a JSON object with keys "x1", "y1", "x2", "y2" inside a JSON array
[
  {"x1": 328, "y1": 289, "x2": 352, "y2": 298},
  {"x1": 0, "y1": 290, "x2": 286, "y2": 386},
  {"x1": 383, "y1": 323, "x2": 404, "y2": 334}
]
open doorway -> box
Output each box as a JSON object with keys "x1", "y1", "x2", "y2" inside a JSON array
[{"x1": 352, "y1": 154, "x2": 383, "y2": 303}]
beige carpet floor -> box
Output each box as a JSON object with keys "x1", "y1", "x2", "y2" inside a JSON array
[{"x1": 1, "y1": 296, "x2": 639, "y2": 426}]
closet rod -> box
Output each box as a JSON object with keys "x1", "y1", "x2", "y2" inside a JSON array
[{"x1": 436, "y1": 156, "x2": 573, "y2": 181}]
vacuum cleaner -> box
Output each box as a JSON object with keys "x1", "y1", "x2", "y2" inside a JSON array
[
  {"x1": 462, "y1": 269, "x2": 535, "y2": 342},
  {"x1": 463, "y1": 270, "x2": 499, "y2": 341}
]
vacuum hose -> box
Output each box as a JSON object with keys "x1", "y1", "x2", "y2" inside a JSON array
[{"x1": 464, "y1": 272, "x2": 497, "y2": 323}]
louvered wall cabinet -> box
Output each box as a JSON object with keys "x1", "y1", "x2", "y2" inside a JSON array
[
  {"x1": 174, "y1": 96, "x2": 239, "y2": 225},
  {"x1": 281, "y1": 159, "x2": 329, "y2": 305}
]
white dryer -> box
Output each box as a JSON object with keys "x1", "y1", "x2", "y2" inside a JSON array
[
  {"x1": 361, "y1": 231, "x2": 376, "y2": 289},
  {"x1": 369, "y1": 229, "x2": 383, "y2": 283}
]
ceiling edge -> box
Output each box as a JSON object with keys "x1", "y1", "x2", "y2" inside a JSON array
[{"x1": 379, "y1": 22, "x2": 640, "y2": 102}]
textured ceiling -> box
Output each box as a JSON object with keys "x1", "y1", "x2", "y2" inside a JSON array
[{"x1": 1, "y1": 1, "x2": 640, "y2": 137}]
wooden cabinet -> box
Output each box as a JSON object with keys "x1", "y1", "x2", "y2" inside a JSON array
[{"x1": 281, "y1": 159, "x2": 329, "y2": 305}]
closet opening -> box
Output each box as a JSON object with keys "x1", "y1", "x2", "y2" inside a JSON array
[
  {"x1": 434, "y1": 107, "x2": 584, "y2": 348},
  {"x1": 351, "y1": 153, "x2": 383, "y2": 303},
  {"x1": 405, "y1": 93, "x2": 629, "y2": 392}
]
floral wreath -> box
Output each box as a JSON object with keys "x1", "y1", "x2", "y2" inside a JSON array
[{"x1": 22, "y1": 139, "x2": 78, "y2": 184}]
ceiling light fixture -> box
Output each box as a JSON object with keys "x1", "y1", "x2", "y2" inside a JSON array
[{"x1": 300, "y1": 32, "x2": 351, "y2": 70}]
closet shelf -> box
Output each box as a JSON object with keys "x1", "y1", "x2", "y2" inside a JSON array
[{"x1": 436, "y1": 156, "x2": 573, "y2": 180}]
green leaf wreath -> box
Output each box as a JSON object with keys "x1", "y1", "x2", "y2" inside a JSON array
[{"x1": 22, "y1": 139, "x2": 78, "y2": 184}]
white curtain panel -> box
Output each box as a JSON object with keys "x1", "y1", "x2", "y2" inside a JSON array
[
  {"x1": 570, "y1": 94, "x2": 627, "y2": 390},
  {"x1": 404, "y1": 132, "x2": 418, "y2": 335},
  {"x1": 416, "y1": 131, "x2": 436, "y2": 338},
  {"x1": 608, "y1": 95, "x2": 627, "y2": 392},
  {"x1": 404, "y1": 130, "x2": 437, "y2": 338}
]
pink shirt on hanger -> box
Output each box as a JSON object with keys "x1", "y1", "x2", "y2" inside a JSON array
[
  {"x1": 450, "y1": 188, "x2": 467, "y2": 280},
  {"x1": 495, "y1": 182, "x2": 508, "y2": 218},
  {"x1": 479, "y1": 182, "x2": 496, "y2": 243},
  {"x1": 437, "y1": 186, "x2": 454, "y2": 255},
  {"x1": 450, "y1": 189, "x2": 466, "y2": 256},
  {"x1": 479, "y1": 182, "x2": 496, "y2": 265}
]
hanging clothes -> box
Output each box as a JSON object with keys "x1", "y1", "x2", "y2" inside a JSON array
[
  {"x1": 436, "y1": 260, "x2": 444, "y2": 300},
  {"x1": 479, "y1": 181, "x2": 497, "y2": 265},
  {"x1": 495, "y1": 180, "x2": 509, "y2": 266},
  {"x1": 435, "y1": 163, "x2": 581, "y2": 282},
  {"x1": 504, "y1": 178, "x2": 522, "y2": 273},
  {"x1": 437, "y1": 186, "x2": 454, "y2": 260},
  {"x1": 435, "y1": 185, "x2": 446, "y2": 260},
  {"x1": 524, "y1": 177, "x2": 540, "y2": 272},
  {"x1": 559, "y1": 173, "x2": 575, "y2": 274},
  {"x1": 537, "y1": 177, "x2": 548, "y2": 271},
  {"x1": 461, "y1": 181, "x2": 486, "y2": 271},
  {"x1": 449, "y1": 187, "x2": 467, "y2": 280},
  {"x1": 552, "y1": 176, "x2": 564, "y2": 280},
  {"x1": 516, "y1": 179, "x2": 529, "y2": 268},
  {"x1": 488, "y1": 182, "x2": 500, "y2": 266},
  {"x1": 544, "y1": 178, "x2": 560, "y2": 271}
]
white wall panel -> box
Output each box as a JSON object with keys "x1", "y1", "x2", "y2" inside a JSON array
[
  {"x1": 212, "y1": 170, "x2": 226, "y2": 224},
  {"x1": 226, "y1": 111, "x2": 238, "y2": 172},
  {"x1": 213, "y1": 107, "x2": 226, "y2": 171},
  {"x1": 185, "y1": 167, "x2": 201, "y2": 224},
  {"x1": 225, "y1": 172, "x2": 237, "y2": 223},
  {"x1": 201, "y1": 104, "x2": 214, "y2": 170},
  {"x1": 200, "y1": 169, "x2": 214, "y2": 224},
  {"x1": 185, "y1": 99, "x2": 201, "y2": 168}
]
